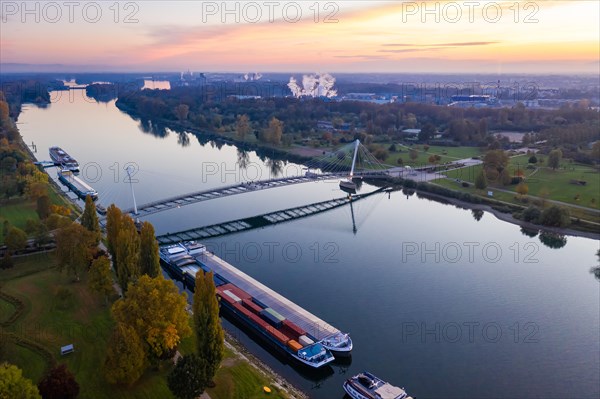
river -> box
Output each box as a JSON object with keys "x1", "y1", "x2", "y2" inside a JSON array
[{"x1": 18, "y1": 88, "x2": 599, "y2": 399}]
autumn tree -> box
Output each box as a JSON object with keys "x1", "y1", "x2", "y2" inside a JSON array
[
  {"x1": 139, "y1": 221, "x2": 160, "y2": 278},
  {"x1": 115, "y1": 216, "x2": 141, "y2": 292},
  {"x1": 516, "y1": 182, "x2": 529, "y2": 197},
  {"x1": 167, "y1": 354, "x2": 208, "y2": 399},
  {"x1": 80, "y1": 195, "x2": 100, "y2": 240},
  {"x1": 174, "y1": 104, "x2": 189, "y2": 122},
  {"x1": 193, "y1": 271, "x2": 224, "y2": 385},
  {"x1": 409, "y1": 149, "x2": 418, "y2": 162},
  {"x1": 104, "y1": 323, "x2": 147, "y2": 386},
  {"x1": 55, "y1": 223, "x2": 96, "y2": 280},
  {"x1": 5, "y1": 226, "x2": 27, "y2": 253},
  {"x1": 105, "y1": 204, "x2": 123, "y2": 268},
  {"x1": 263, "y1": 117, "x2": 283, "y2": 145},
  {"x1": 36, "y1": 195, "x2": 51, "y2": 219},
  {"x1": 37, "y1": 364, "x2": 80, "y2": 399},
  {"x1": 112, "y1": 275, "x2": 192, "y2": 360},
  {"x1": 89, "y1": 256, "x2": 114, "y2": 305},
  {"x1": 235, "y1": 114, "x2": 251, "y2": 140},
  {"x1": 548, "y1": 149, "x2": 562, "y2": 170},
  {"x1": 0, "y1": 363, "x2": 41, "y2": 399},
  {"x1": 475, "y1": 170, "x2": 488, "y2": 190}
]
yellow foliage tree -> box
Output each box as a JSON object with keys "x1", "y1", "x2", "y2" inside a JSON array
[{"x1": 111, "y1": 275, "x2": 191, "y2": 359}]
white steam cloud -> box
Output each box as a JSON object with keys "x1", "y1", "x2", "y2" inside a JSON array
[
  {"x1": 243, "y1": 73, "x2": 263, "y2": 81},
  {"x1": 288, "y1": 73, "x2": 337, "y2": 98}
]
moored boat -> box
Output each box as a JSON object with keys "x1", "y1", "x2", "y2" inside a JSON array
[
  {"x1": 57, "y1": 169, "x2": 97, "y2": 200},
  {"x1": 49, "y1": 146, "x2": 79, "y2": 172},
  {"x1": 343, "y1": 372, "x2": 413, "y2": 399}
]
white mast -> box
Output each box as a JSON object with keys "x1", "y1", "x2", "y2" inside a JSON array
[
  {"x1": 349, "y1": 139, "x2": 360, "y2": 178},
  {"x1": 126, "y1": 165, "x2": 138, "y2": 215}
]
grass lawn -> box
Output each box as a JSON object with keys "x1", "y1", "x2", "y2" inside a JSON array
[
  {"x1": 0, "y1": 199, "x2": 39, "y2": 232},
  {"x1": 442, "y1": 154, "x2": 600, "y2": 210},
  {"x1": 0, "y1": 254, "x2": 291, "y2": 399},
  {"x1": 385, "y1": 144, "x2": 483, "y2": 167}
]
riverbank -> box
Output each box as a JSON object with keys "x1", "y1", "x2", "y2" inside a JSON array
[{"x1": 413, "y1": 189, "x2": 600, "y2": 240}]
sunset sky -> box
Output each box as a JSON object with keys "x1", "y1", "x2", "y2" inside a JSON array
[{"x1": 1, "y1": 1, "x2": 598, "y2": 73}]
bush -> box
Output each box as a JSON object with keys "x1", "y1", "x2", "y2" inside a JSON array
[
  {"x1": 539, "y1": 205, "x2": 571, "y2": 227},
  {"x1": 461, "y1": 182, "x2": 470, "y2": 188},
  {"x1": 522, "y1": 206, "x2": 542, "y2": 223}
]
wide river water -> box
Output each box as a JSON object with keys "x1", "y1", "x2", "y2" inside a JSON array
[{"x1": 18, "y1": 89, "x2": 599, "y2": 399}]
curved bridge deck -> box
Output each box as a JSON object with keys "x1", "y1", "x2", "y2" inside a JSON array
[{"x1": 156, "y1": 188, "x2": 383, "y2": 245}]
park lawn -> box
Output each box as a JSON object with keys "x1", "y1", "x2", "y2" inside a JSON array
[
  {"x1": 385, "y1": 144, "x2": 483, "y2": 167},
  {"x1": 0, "y1": 199, "x2": 38, "y2": 232},
  {"x1": 517, "y1": 165, "x2": 600, "y2": 209},
  {"x1": 207, "y1": 348, "x2": 288, "y2": 399},
  {"x1": 442, "y1": 154, "x2": 600, "y2": 210},
  {"x1": 1, "y1": 254, "x2": 292, "y2": 399},
  {"x1": 0, "y1": 254, "x2": 176, "y2": 399}
]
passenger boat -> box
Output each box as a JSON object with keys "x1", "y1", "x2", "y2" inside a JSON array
[
  {"x1": 49, "y1": 146, "x2": 79, "y2": 172},
  {"x1": 339, "y1": 179, "x2": 357, "y2": 194},
  {"x1": 343, "y1": 372, "x2": 413, "y2": 399}
]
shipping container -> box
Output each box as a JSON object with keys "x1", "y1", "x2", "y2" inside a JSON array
[
  {"x1": 260, "y1": 308, "x2": 285, "y2": 327},
  {"x1": 283, "y1": 319, "x2": 306, "y2": 336},
  {"x1": 222, "y1": 290, "x2": 241, "y2": 303},
  {"x1": 299, "y1": 335, "x2": 315, "y2": 346},
  {"x1": 242, "y1": 298, "x2": 263, "y2": 314},
  {"x1": 287, "y1": 340, "x2": 303, "y2": 352}
]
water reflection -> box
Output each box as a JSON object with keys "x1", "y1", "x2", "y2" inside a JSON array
[
  {"x1": 520, "y1": 227, "x2": 539, "y2": 238},
  {"x1": 177, "y1": 131, "x2": 190, "y2": 147},
  {"x1": 539, "y1": 231, "x2": 568, "y2": 249},
  {"x1": 236, "y1": 149, "x2": 250, "y2": 169},
  {"x1": 471, "y1": 209, "x2": 484, "y2": 221}
]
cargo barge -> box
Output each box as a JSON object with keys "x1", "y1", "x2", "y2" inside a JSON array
[
  {"x1": 49, "y1": 146, "x2": 79, "y2": 172},
  {"x1": 343, "y1": 372, "x2": 414, "y2": 399},
  {"x1": 57, "y1": 170, "x2": 98, "y2": 200},
  {"x1": 159, "y1": 242, "x2": 352, "y2": 368}
]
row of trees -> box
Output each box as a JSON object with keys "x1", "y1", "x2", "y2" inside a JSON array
[
  {"x1": 116, "y1": 86, "x2": 599, "y2": 147},
  {"x1": 105, "y1": 205, "x2": 160, "y2": 292}
]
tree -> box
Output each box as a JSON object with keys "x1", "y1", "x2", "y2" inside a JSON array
[
  {"x1": 174, "y1": 104, "x2": 189, "y2": 123},
  {"x1": 548, "y1": 149, "x2": 563, "y2": 170},
  {"x1": 89, "y1": 256, "x2": 114, "y2": 305},
  {"x1": 539, "y1": 205, "x2": 571, "y2": 227},
  {"x1": 112, "y1": 275, "x2": 192, "y2": 360},
  {"x1": 263, "y1": 117, "x2": 283, "y2": 145},
  {"x1": 37, "y1": 364, "x2": 79, "y2": 399},
  {"x1": 115, "y1": 216, "x2": 141, "y2": 292},
  {"x1": 80, "y1": 195, "x2": 100, "y2": 240},
  {"x1": 55, "y1": 223, "x2": 96, "y2": 280},
  {"x1": 36, "y1": 195, "x2": 51, "y2": 219},
  {"x1": 475, "y1": 170, "x2": 488, "y2": 190},
  {"x1": 105, "y1": 204, "x2": 122, "y2": 270},
  {"x1": 419, "y1": 123, "x2": 435, "y2": 142},
  {"x1": 104, "y1": 323, "x2": 147, "y2": 386},
  {"x1": 516, "y1": 182, "x2": 529, "y2": 197},
  {"x1": 522, "y1": 206, "x2": 541, "y2": 223},
  {"x1": 193, "y1": 271, "x2": 224, "y2": 385},
  {"x1": 139, "y1": 221, "x2": 160, "y2": 278},
  {"x1": 0, "y1": 362, "x2": 41, "y2": 399},
  {"x1": 167, "y1": 354, "x2": 208, "y2": 399},
  {"x1": 528, "y1": 155, "x2": 538, "y2": 164},
  {"x1": 5, "y1": 226, "x2": 27, "y2": 253},
  {"x1": 235, "y1": 114, "x2": 251, "y2": 140},
  {"x1": 409, "y1": 149, "x2": 418, "y2": 162},
  {"x1": 483, "y1": 149, "x2": 509, "y2": 183}
]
